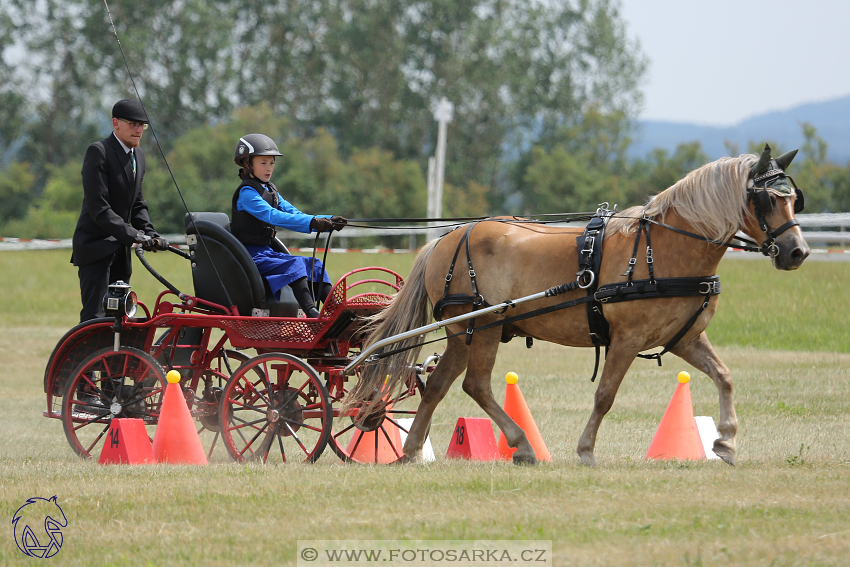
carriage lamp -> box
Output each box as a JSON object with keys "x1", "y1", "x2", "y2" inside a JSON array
[{"x1": 102, "y1": 281, "x2": 138, "y2": 318}]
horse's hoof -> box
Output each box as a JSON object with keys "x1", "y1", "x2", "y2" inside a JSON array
[
  {"x1": 578, "y1": 453, "x2": 596, "y2": 467},
  {"x1": 712, "y1": 442, "x2": 736, "y2": 466},
  {"x1": 512, "y1": 453, "x2": 537, "y2": 466},
  {"x1": 714, "y1": 450, "x2": 736, "y2": 466}
]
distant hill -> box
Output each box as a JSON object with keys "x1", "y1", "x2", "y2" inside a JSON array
[{"x1": 630, "y1": 95, "x2": 850, "y2": 164}]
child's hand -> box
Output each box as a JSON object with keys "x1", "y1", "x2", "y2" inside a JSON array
[
  {"x1": 310, "y1": 217, "x2": 334, "y2": 233},
  {"x1": 330, "y1": 216, "x2": 347, "y2": 231}
]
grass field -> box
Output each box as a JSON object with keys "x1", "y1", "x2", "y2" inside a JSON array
[{"x1": 1, "y1": 249, "x2": 849, "y2": 566}]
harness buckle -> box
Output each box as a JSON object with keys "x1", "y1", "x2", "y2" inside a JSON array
[
  {"x1": 646, "y1": 247, "x2": 654, "y2": 263},
  {"x1": 468, "y1": 269, "x2": 476, "y2": 278},
  {"x1": 445, "y1": 273, "x2": 452, "y2": 282},
  {"x1": 582, "y1": 234, "x2": 596, "y2": 254},
  {"x1": 593, "y1": 289, "x2": 608, "y2": 303},
  {"x1": 700, "y1": 281, "x2": 719, "y2": 295}
]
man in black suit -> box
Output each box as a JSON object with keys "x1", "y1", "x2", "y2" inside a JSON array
[{"x1": 71, "y1": 99, "x2": 169, "y2": 322}]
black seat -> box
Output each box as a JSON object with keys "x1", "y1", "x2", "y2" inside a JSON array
[{"x1": 185, "y1": 212, "x2": 300, "y2": 317}]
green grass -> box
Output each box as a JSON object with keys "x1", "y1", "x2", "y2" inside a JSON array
[{"x1": 1, "y1": 250, "x2": 849, "y2": 566}]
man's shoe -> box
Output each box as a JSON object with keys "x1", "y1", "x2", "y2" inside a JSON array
[{"x1": 306, "y1": 307, "x2": 320, "y2": 318}]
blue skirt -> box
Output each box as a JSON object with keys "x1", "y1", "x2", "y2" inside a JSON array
[{"x1": 245, "y1": 246, "x2": 332, "y2": 301}]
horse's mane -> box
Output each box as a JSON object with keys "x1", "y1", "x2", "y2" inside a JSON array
[{"x1": 607, "y1": 154, "x2": 757, "y2": 241}]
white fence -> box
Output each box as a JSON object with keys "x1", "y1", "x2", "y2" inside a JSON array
[{"x1": 2, "y1": 213, "x2": 850, "y2": 251}]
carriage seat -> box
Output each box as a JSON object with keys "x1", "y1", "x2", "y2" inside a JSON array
[{"x1": 184, "y1": 212, "x2": 300, "y2": 317}]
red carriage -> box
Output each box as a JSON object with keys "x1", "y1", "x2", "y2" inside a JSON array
[{"x1": 43, "y1": 213, "x2": 433, "y2": 463}]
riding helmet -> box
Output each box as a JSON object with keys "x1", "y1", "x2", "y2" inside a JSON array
[{"x1": 234, "y1": 134, "x2": 283, "y2": 163}]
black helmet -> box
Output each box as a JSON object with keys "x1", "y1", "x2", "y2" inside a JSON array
[{"x1": 234, "y1": 134, "x2": 282, "y2": 163}]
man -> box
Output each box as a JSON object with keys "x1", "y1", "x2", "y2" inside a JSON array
[{"x1": 71, "y1": 99, "x2": 168, "y2": 322}]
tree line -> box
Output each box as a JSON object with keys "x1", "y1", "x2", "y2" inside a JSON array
[{"x1": 1, "y1": 0, "x2": 848, "y2": 243}]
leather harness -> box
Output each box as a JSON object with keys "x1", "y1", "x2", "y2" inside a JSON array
[{"x1": 433, "y1": 210, "x2": 722, "y2": 381}]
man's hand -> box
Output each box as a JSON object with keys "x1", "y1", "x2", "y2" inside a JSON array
[
  {"x1": 330, "y1": 216, "x2": 347, "y2": 231},
  {"x1": 141, "y1": 237, "x2": 168, "y2": 252},
  {"x1": 310, "y1": 217, "x2": 334, "y2": 233}
]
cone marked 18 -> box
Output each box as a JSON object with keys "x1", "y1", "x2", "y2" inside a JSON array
[
  {"x1": 152, "y1": 370, "x2": 208, "y2": 464},
  {"x1": 645, "y1": 371, "x2": 706, "y2": 460},
  {"x1": 497, "y1": 372, "x2": 552, "y2": 461},
  {"x1": 446, "y1": 417, "x2": 499, "y2": 460}
]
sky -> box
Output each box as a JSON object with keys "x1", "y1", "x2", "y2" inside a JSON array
[{"x1": 618, "y1": 0, "x2": 850, "y2": 126}]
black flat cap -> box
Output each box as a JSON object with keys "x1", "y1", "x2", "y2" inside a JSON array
[{"x1": 112, "y1": 99, "x2": 149, "y2": 123}]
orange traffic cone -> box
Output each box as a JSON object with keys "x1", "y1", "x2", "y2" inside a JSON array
[
  {"x1": 344, "y1": 405, "x2": 403, "y2": 464},
  {"x1": 497, "y1": 372, "x2": 551, "y2": 461},
  {"x1": 445, "y1": 417, "x2": 499, "y2": 460},
  {"x1": 152, "y1": 371, "x2": 208, "y2": 465},
  {"x1": 99, "y1": 418, "x2": 155, "y2": 465},
  {"x1": 645, "y1": 371, "x2": 706, "y2": 460}
]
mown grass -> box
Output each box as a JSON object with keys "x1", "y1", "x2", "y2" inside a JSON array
[{"x1": 1, "y1": 250, "x2": 849, "y2": 566}]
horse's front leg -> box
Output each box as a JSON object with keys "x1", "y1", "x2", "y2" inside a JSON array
[
  {"x1": 576, "y1": 342, "x2": 640, "y2": 467},
  {"x1": 673, "y1": 331, "x2": 737, "y2": 465}
]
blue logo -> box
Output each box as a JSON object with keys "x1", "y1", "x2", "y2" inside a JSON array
[{"x1": 12, "y1": 496, "x2": 67, "y2": 558}]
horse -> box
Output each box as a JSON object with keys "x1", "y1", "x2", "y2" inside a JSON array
[{"x1": 345, "y1": 145, "x2": 809, "y2": 466}]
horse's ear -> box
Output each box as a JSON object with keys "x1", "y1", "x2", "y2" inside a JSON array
[
  {"x1": 753, "y1": 143, "x2": 772, "y2": 175},
  {"x1": 774, "y1": 148, "x2": 798, "y2": 171}
]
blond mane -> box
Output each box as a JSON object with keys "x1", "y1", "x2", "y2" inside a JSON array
[{"x1": 607, "y1": 154, "x2": 757, "y2": 241}]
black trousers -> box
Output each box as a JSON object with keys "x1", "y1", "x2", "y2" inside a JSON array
[{"x1": 77, "y1": 247, "x2": 131, "y2": 323}]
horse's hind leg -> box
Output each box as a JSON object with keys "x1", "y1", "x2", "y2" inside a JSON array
[
  {"x1": 400, "y1": 335, "x2": 469, "y2": 463},
  {"x1": 576, "y1": 342, "x2": 640, "y2": 467},
  {"x1": 673, "y1": 332, "x2": 737, "y2": 465},
  {"x1": 461, "y1": 328, "x2": 537, "y2": 465}
]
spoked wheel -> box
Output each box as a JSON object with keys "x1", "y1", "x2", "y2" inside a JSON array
[
  {"x1": 193, "y1": 349, "x2": 252, "y2": 460},
  {"x1": 219, "y1": 353, "x2": 332, "y2": 463},
  {"x1": 328, "y1": 365, "x2": 429, "y2": 464},
  {"x1": 61, "y1": 347, "x2": 166, "y2": 459}
]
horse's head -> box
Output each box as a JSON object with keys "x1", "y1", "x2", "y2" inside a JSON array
[{"x1": 742, "y1": 144, "x2": 810, "y2": 270}]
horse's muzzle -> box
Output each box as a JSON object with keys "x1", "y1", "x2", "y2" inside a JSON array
[{"x1": 773, "y1": 233, "x2": 810, "y2": 270}]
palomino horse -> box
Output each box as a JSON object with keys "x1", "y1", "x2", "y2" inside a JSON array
[{"x1": 346, "y1": 145, "x2": 809, "y2": 466}]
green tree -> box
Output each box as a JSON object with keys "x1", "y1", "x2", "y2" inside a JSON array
[
  {"x1": 1, "y1": 161, "x2": 80, "y2": 239},
  {"x1": 0, "y1": 162, "x2": 35, "y2": 228}
]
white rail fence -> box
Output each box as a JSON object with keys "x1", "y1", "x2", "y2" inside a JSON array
[{"x1": 2, "y1": 213, "x2": 850, "y2": 251}]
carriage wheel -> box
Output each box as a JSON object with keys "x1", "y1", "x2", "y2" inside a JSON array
[
  {"x1": 61, "y1": 347, "x2": 166, "y2": 459},
  {"x1": 219, "y1": 353, "x2": 331, "y2": 463},
  {"x1": 328, "y1": 370, "x2": 427, "y2": 464}
]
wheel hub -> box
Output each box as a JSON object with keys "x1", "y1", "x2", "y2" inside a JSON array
[
  {"x1": 353, "y1": 405, "x2": 387, "y2": 432},
  {"x1": 109, "y1": 402, "x2": 122, "y2": 416},
  {"x1": 198, "y1": 387, "x2": 222, "y2": 432},
  {"x1": 273, "y1": 389, "x2": 303, "y2": 436}
]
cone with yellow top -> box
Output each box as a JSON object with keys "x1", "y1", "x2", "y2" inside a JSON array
[
  {"x1": 152, "y1": 370, "x2": 208, "y2": 464},
  {"x1": 645, "y1": 371, "x2": 706, "y2": 460},
  {"x1": 497, "y1": 372, "x2": 552, "y2": 461}
]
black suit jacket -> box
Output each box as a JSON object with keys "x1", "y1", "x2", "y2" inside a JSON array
[{"x1": 71, "y1": 133, "x2": 159, "y2": 271}]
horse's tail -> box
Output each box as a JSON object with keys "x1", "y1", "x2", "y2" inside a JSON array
[{"x1": 343, "y1": 238, "x2": 439, "y2": 421}]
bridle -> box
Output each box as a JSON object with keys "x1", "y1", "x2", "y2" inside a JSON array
[{"x1": 746, "y1": 164, "x2": 805, "y2": 258}]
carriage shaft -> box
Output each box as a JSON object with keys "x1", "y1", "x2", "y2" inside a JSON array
[{"x1": 343, "y1": 289, "x2": 551, "y2": 374}]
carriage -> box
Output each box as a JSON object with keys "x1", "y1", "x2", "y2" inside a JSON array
[
  {"x1": 44, "y1": 145, "x2": 809, "y2": 468},
  {"x1": 42, "y1": 212, "x2": 434, "y2": 464}
]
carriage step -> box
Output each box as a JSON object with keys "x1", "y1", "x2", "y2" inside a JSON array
[{"x1": 43, "y1": 411, "x2": 61, "y2": 419}]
